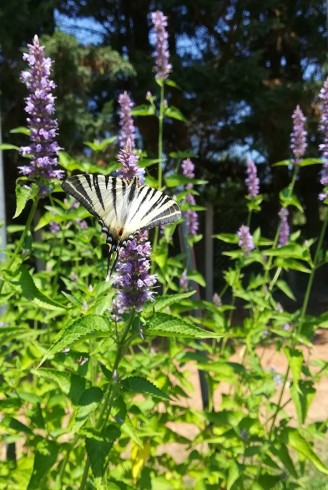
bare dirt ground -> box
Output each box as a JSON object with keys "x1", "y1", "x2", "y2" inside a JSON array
[{"x1": 161, "y1": 329, "x2": 328, "y2": 462}]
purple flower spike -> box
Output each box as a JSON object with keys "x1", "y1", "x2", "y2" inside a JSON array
[
  {"x1": 151, "y1": 10, "x2": 172, "y2": 80},
  {"x1": 118, "y1": 91, "x2": 136, "y2": 149},
  {"x1": 113, "y1": 139, "x2": 155, "y2": 316},
  {"x1": 278, "y1": 208, "x2": 289, "y2": 246},
  {"x1": 181, "y1": 159, "x2": 199, "y2": 235},
  {"x1": 290, "y1": 105, "x2": 307, "y2": 163},
  {"x1": 318, "y1": 78, "x2": 328, "y2": 201},
  {"x1": 237, "y1": 225, "x2": 254, "y2": 253},
  {"x1": 117, "y1": 139, "x2": 145, "y2": 183},
  {"x1": 18, "y1": 35, "x2": 63, "y2": 181},
  {"x1": 113, "y1": 230, "x2": 157, "y2": 314},
  {"x1": 245, "y1": 160, "x2": 260, "y2": 197}
]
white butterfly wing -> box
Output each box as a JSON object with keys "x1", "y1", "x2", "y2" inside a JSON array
[{"x1": 62, "y1": 174, "x2": 181, "y2": 241}]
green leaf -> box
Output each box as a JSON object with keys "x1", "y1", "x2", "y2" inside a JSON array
[
  {"x1": 164, "y1": 174, "x2": 207, "y2": 187},
  {"x1": 164, "y1": 105, "x2": 187, "y2": 122},
  {"x1": 85, "y1": 425, "x2": 121, "y2": 479},
  {"x1": 121, "y1": 376, "x2": 170, "y2": 400},
  {"x1": 142, "y1": 291, "x2": 194, "y2": 314},
  {"x1": 84, "y1": 136, "x2": 116, "y2": 152},
  {"x1": 27, "y1": 439, "x2": 59, "y2": 490},
  {"x1": 282, "y1": 428, "x2": 328, "y2": 474},
  {"x1": 131, "y1": 104, "x2": 156, "y2": 116},
  {"x1": 73, "y1": 388, "x2": 103, "y2": 432},
  {"x1": 2, "y1": 417, "x2": 33, "y2": 435},
  {"x1": 10, "y1": 126, "x2": 30, "y2": 135},
  {"x1": 284, "y1": 347, "x2": 303, "y2": 385},
  {"x1": 272, "y1": 159, "x2": 291, "y2": 167},
  {"x1": 213, "y1": 233, "x2": 239, "y2": 244},
  {"x1": 32, "y1": 368, "x2": 86, "y2": 405},
  {"x1": 227, "y1": 460, "x2": 240, "y2": 490},
  {"x1": 39, "y1": 315, "x2": 112, "y2": 366},
  {"x1": 15, "y1": 265, "x2": 66, "y2": 311},
  {"x1": 279, "y1": 189, "x2": 303, "y2": 211},
  {"x1": 270, "y1": 444, "x2": 298, "y2": 478},
  {"x1": 0, "y1": 143, "x2": 19, "y2": 151},
  {"x1": 145, "y1": 313, "x2": 221, "y2": 339},
  {"x1": 13, "y1": 183, "x2": 39, "y2": 219},
  {"x1": 299, "y1": 157, "x2": 323, "y2": 167},
  {"x1": 275, "y1": 258, "x2": 311, "y2": 273},
  {"x1": 275, "y1": 280, "x2": 296, "y2": 301},
  {"x1": 188, "y1": 270, "x2": 206, "y2": 287}
]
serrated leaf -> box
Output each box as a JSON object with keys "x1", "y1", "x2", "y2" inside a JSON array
[
  {"x1": 14, "y1": 183, "x2": 39, "y2": 218},
  {"x1": 279, "y1": 189, "x2": 303, "y2": 211},
  {"x1": 85, "y1": 425, "x2": 121, "y2": 479},
  {"x1": 282, "y1": 428, "x2": 328, "y2": 474},
  {"x1": 146, "y1": 313, "x2": 220, "y2": 338},
  {"x1": 27, "y1": 439, "x2": 59, "y2": 490},
  {"x1": 32, "y1": 368, "x2": 86, "y2": 405},
  {"x1": 164, "y1": 105, "x2": 187, "y2": 122},
  {"x1": 18, "y1": 266, "x2": 64, "y2": 309},
  {"x1": 164, "y1": 174, "x2": 207, "y2": 187},
  {"x1": 122, "y1": 376, "x2": 170, "y2": 400},
  {"x1": 15, "y1": 265, "x2": 66, "y2": 311},
  {"x1": 188, "y1": 270, "x2": 206, "y2": 287},
  {"x1": 276, "y1": 280, "x2": 296, "y2": 301},
  {"x1": 84, "y1": 136, "x2": 116, "y2": 152},
  {"x1": 39, "y1": 315, "x2": 112, "y2": 366},
  {"x1": 73, "y1": 388, "x2": 103, "y2": 432},
  {"x1": 213, "y1": 233, "x2": 239, "y2": 243},
  {"x1": 142, "y1": 291, "x2": 194, "y2": 314},
  {"x1": 270, "y1": 444, "x2": 298, "y2": 478}
]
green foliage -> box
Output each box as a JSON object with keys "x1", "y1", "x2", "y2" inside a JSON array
[{"x1": 1, "y1": 14, "x2": 328, "y2": 490}]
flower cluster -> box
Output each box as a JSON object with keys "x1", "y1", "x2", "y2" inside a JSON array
[
  {"x1": 113, "y1": 105, "x2": 156, "y2": 314},
  {"x1": 278, "y1": 208, "x2": 289, "y2": 246},
  {"x1": 237, "y1": 225, "x2": 254, "y2": 253},
  {"x1": 181, "y1": 158, "x2": 199, "y2": 235},
  {"x1": 113, "y1": 230, "x2": 157, "y2": 314},
  {"x1": 117, "y1": 139, "x2": 144, "y2": 183},
  {"x1": 318, "y1": 78, "x2": 328, "y2": 201},
  {"x1": 19, "y1": 35, "x2": 63, "y2": 181},
  {"x1": 118, "y1": 91, "x2": 136, "y2": 149},
  {"x1": 245, "y1": 160, "x2": 260, "y2": 197},
  {"x1": 151, "y1": 10, "x2": 172, "y2": 79},
  {"x1": 290, "y1": 105, "x2": 307, "y2": 163}
]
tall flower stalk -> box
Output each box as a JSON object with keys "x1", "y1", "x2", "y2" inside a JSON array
[
  {"x1": 19, "y1": 35, "x2": 62, "y2": 182},
  {"x1": 113, "y1": 97, "x2": 156, "y2": 316},
  {"x1": 181, "y1": 158, "x2": 199, "y2": 235},
  {"x1": 290, "y1": 105, "x2": 307, "y2": 164}
]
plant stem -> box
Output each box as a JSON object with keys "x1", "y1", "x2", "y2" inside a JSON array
[{"x1": 79, "y1": 311, "x2": 136, "y2": 489}]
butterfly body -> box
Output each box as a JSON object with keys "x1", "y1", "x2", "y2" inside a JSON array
[{"x1": 62, "y1": 174, "x2": 181, "y2": 274}]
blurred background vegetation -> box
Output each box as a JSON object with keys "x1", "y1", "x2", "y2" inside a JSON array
[{"x1": 1, "y1": 0, "x2": 327, "y2": 297}]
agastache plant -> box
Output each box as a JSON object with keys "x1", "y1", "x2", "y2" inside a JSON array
[
  {"x1": 182, "y1": 158, "x2": 199, "y2": 235},
  {"x1": 118, "y1": 91, "x2": 136, "y2": 150},
  {"x1": 113, "y1": 98, "x2": 156, "y2": 315},
  {"x1": 290, "y1": 105, "x2": 307, "y2": 164},
  {"x1": 245, "y1": 160, "x2": 260, "y2": 197},
  {"x1": 318, "y1": 78, "x2": 328, "y2": 201},
  {"x1": 237, "y1": 225, "x2": 254, "y2": 253},
  {"x1": 19, "y1": 35, "x2": 63, "y2": 182},
  {"x1": 278, "y1": 208, "x2": 290, "y2": 246},
  {"x1": 151, "y1": 10, "x2": 172, "y2": 80}
]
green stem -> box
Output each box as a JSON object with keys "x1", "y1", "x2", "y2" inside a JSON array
[
  {"x1": 0, "y1": 196, "x2": 39, "y2": 294},
  {"x1": 79, "y1": 312, "x2": 136, "y2": 490},
  {"x1": 151, "y1": 83, "x2": 165, "y2": 262}
]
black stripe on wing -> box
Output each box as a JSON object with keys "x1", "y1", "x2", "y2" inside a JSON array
[
  {"x1": 62, "y1": 175, "x2": 100, "y2": 220},
  {"x1": 135, "y1": 187, "x2": 181, "y2": 230}
]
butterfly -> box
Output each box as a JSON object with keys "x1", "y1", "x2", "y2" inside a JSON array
[{"x1": 62, "y1": 174, "x2": 181, "y2": 275}]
